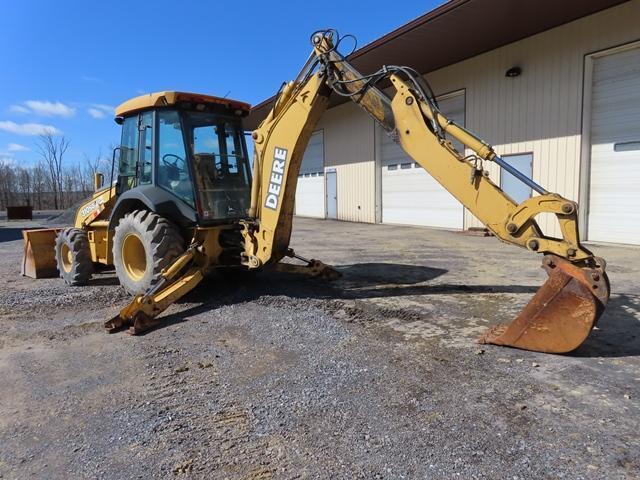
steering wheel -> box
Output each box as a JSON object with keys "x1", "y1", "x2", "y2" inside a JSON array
[{"x1": 162, "y1": 153, "x2": 185, "y2": 171}]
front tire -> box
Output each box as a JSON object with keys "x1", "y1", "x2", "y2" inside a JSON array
[
  {"x1": 55, "y1": 228, "x2": 93, "y2": 285},
  {"x1": 112, "y1": 210, "x2": 184, "y2": 295}
]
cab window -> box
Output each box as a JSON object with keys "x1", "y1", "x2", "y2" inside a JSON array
[
  {"x1": 120, "y1": 116, "x2": 138, "y2": 176},
  {"x1": 184, "y1": 112, "x2": 251, "y2": 220},
  {"x1": 157, "y1": 110, "x2": 194, "y2": 206},
  {"x1": 118, "y1": 116, "x2": 139, "y2": 192},
  {"x1": 139, "y1": 112, "x2": 153, "y2": 184}
]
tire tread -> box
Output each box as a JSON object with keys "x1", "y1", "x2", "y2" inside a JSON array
[
  {"x1": 112, "y1": 210, "x2": 184, "y2": 295},
  {"x1": 55, "y1": 227, "x2": 93, "y2": 286}
]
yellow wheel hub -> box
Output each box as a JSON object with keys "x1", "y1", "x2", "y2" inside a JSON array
[
  {"x1": 121, "y1": 233, "x2": 147, "y2": 281},
  {"x1": 61, "y1": 243, "x2": 73, "y2": 273}
]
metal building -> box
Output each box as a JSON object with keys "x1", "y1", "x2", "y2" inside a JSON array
[{"x1": 248, "y1": 0, "x2": 640, "y2": 245}]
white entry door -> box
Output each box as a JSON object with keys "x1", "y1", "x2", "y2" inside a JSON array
[
  {"x1": 588, "y1": 46, "x2": 640, "y2": 245},
  {"x1": 381, "y1": 91, "x2": 465, "y2": 229},
  {"x1": 326, "y1": 169, "x2": 337, "y2": 219}
]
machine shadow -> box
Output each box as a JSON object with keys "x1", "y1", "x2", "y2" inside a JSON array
[
  {"x1": 150, "y1": 262, "x2": 541, "y2": 333},
  {"x1": 87, "y1": 276, "x2": 121, "y2": 287},
  {"x1": 0, "y1": 227, "x2": 27, "y2": 243},
  {"x1": 573, "y1": 293, "x2": 640, "y2": 358},
  {"x1": 334, "y1": 263, "x2": 448, "y2": 287}
]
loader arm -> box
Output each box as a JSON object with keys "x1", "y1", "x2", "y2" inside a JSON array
[{"x1": 243, "y1": 30, "x2": 610, "y2": 353}]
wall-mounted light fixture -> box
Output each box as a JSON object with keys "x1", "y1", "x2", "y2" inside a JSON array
[{"x1": 505, "y1": 66, "x2": 522, "y2": 78}]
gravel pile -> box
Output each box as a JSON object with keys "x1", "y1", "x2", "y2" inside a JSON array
[{"x1": 45, "y1": 198, "x2": 90, "y2": 226}]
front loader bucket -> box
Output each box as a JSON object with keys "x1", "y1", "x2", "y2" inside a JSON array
[
  {"x1": 21, "y1": 228, "x2": 61, "y2": 278},
  {"x1": 479, "y1": 255, "x2": 610, "y2": 354}
]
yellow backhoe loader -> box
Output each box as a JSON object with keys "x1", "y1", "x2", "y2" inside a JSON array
[{"x1": 22, "y1": 30, "x2": 610, "y2": 353}]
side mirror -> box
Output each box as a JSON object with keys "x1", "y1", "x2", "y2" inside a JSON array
[{"x1": 94, "y1": 172, "x2": 104, "y2": 191}]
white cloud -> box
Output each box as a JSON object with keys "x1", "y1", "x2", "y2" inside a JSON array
[
  {"x1": 9, "y1": 105, "x2": 30, "y2": 114},
  {"x1": 87, "y1": 103, "x2": 114, "y2": 119},
  {"x1": 88, "y1": 108, "x2": 106, "y2": 119},
  {"x1": 23, "y1": 100, "x2": 75, "y2": 118},
  {"x1": 93, "y1": 103, "x2": 114, "y2": 111},
  {"x1": 9, "y1": 100, "x2": 75, "y2": 118},
  {"x1": 7, "y1": 142, "x2": 30, "y2": 152},
  {"x1": 0, "y1": 121, "x2": 62, "y2": 136}
]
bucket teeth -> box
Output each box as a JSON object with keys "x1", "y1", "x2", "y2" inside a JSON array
[
  {"x1": 104, "y1": 315, "x2": 131, "y2": 334},
  {"x1": 310, "y1": 260, "x2": 342, "y2": 281},
  {"x1": 128, "y1": 312, "x2": 161, "y2": 335},
  {"x1": 479, "y1": 255, "x2": 609, "y2": 354},
  {"x1": 104, "y1": 311, "x2": 160, "y2": 335}
]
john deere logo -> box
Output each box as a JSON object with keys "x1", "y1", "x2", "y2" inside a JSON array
[
  {"x1": 264, "y1": 147, "x2": 287, "y2": 210},
  {"x1": 80, "y1": 197, "x2": 104, "y2": 217}
]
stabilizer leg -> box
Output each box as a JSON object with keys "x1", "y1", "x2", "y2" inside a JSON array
[
  {"x1": 273, "y1": 250, "x2": 342, "y2": 281},
  {"x1": 105, "y1": 247, "x2": 205, "y2": 335}
]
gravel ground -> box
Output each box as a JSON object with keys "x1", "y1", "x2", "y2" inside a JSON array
[{"x1": 0, "y1": 217, "x2": 639, "y2": 479}]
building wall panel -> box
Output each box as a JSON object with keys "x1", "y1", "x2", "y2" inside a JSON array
[
  {"x1": 423, "y1": 0, "x2": 640, "y2": 235},
  {"x1": 316, "y1": 102, "x2": 376, "y2": 223},
  {"x1": 316, "y1": 0, "x2": 640, "y2": 236}
]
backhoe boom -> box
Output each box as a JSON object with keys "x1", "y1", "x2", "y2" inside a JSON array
[{"x1": 242, "y1": 30, "x2": 609, "y2": 353}]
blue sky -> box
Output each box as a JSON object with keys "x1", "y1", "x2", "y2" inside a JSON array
[{"x1": 0, "y1": 0, "x2": 442, "y2": 167}]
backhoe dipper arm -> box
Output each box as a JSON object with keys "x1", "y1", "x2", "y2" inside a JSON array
[
  {"x1": 245, "y1": 30, "x2": 609, "y2": 353},
  {"x1": 315, "y1": 33, "x2": 595, "y2": 266}
]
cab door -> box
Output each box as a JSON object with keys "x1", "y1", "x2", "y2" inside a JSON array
[
  {"x1": 117, "y1": 112, "x2": 154, "y2": 193},
  {"x1": 138, "y1": 111, "x2": 154, "y2": 185}
]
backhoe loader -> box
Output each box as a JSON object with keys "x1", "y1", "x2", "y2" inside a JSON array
[{"x1": 22, "y1": 30, "x2": 609, "y2": 353}]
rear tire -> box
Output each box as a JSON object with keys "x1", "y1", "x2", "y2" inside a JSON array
[
  {"x1": 112, "y1": 210, "x2": 184, "y2": 295},
  {"x1": 55, "y1": 228, "x2": 93, "y2": 285}
]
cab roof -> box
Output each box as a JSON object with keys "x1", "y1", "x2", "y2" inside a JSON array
[{"x1": 114, "y1": 91, "x2": 251, "y2": 118}]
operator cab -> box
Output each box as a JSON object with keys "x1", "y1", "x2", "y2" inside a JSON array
[{"x1": 113, "y1": 91, "x2": 252, "y2": 224}]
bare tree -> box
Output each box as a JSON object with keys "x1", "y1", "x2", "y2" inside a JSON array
[
  {"x1": 36, "y1": 130, "x2": 69, "y2": 210},
  {"x1": 17, "y1": 168, "x2": 32, "y2": 205},
  {"x1": 0, "y1": 137, "x2": 113, "y2": 211},
  {"x1": 78, "y1": 155, "x2": 92, "y2": 194},
  {"x1": 62, "y1": 166, "x2": 77, "y2": 208},
  {"x1": 82, "y1": 148, "x2": 106, "y2": 192},
  {"x1": 31, "y1": 162, "x2": 46, "y2": 210},
  {"x1": 0, "y1": 159, "x2": 15, "y2": 209},
  {"x1": 104, "y1": 142, "x2": 119, "y2": 184}
]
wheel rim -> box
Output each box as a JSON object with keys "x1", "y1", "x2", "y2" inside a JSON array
[
  {"x1": 121, "y1": 233, "x2": 147, "y2": 281},
  {"x1": 61, "y1": 243, "x2": 73, "y2": 273}
]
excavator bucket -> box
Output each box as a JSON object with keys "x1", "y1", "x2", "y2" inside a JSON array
[
  {"x1": 21, "y1": 228, "x2": 61, "y2": 278},
  {"x1": 479, "y1": 255, "x2": 610, "y2": 354}
]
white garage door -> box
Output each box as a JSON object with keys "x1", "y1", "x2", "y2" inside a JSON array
[
  {"x1": 381, "y1": 91, "x2": 465, "y2": 229},
  {"x1": 588, "y1": 46, "x2": 640, "y2": 245},
  {"x1": 295, "y1": 131, "x2": 325, "y2": 218}
]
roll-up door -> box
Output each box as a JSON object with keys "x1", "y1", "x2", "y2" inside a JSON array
[{"x1": 381, "y1": 91, "x2": 465, "y2": 229}]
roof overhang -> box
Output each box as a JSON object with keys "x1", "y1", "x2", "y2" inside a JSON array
[{"x1": 245, "y1": 0, "x2": 629, "y2": 130}]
